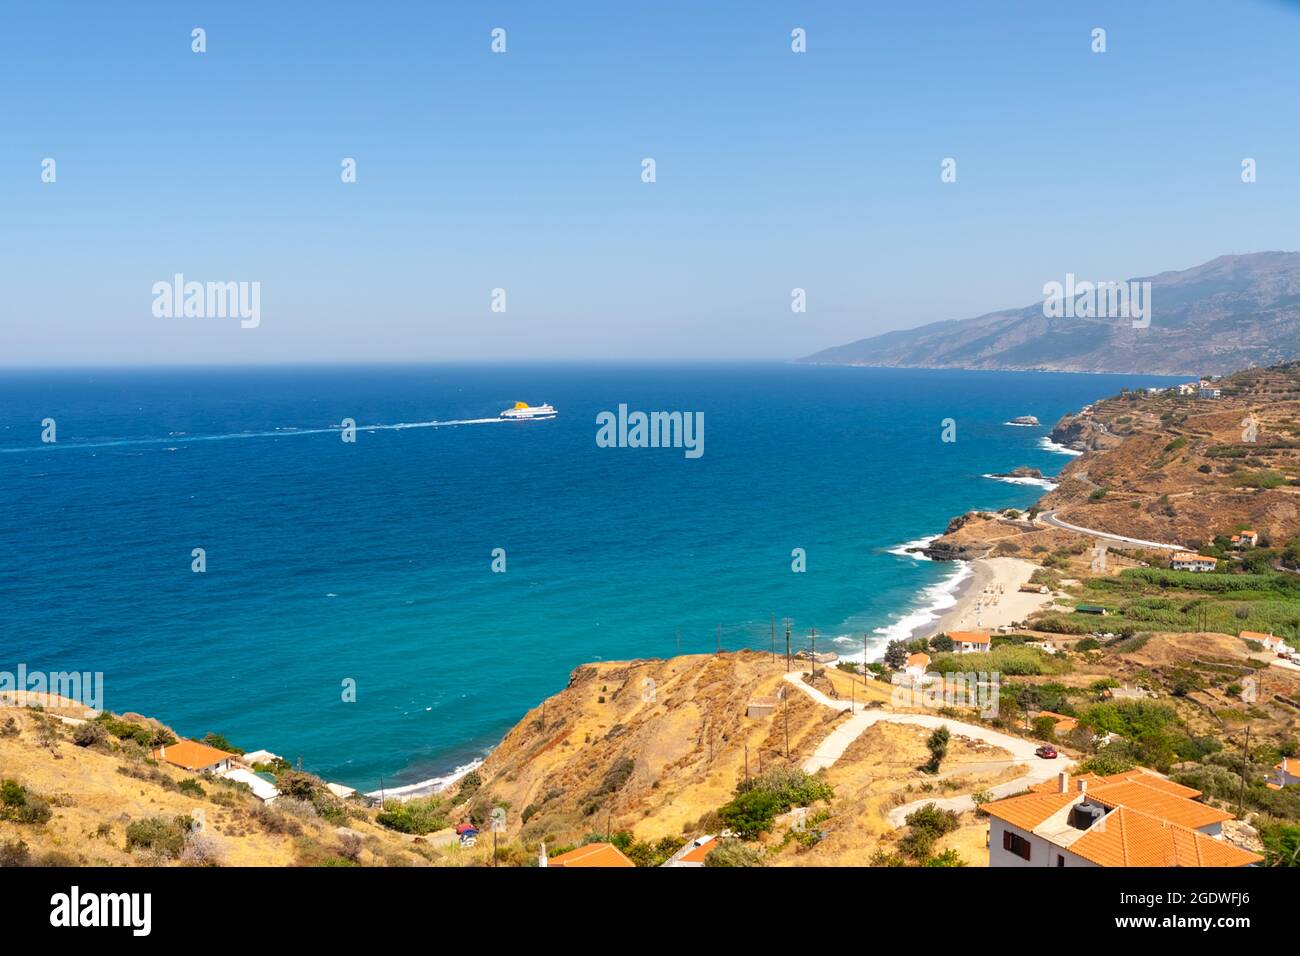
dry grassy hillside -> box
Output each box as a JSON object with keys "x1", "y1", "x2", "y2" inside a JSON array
[
  {"x1": 0, "y1": 703, "x2": 438, "y2": 867},
  {"x1": 1042, "y1": 363, "x2": 1300, "y2": 545}
]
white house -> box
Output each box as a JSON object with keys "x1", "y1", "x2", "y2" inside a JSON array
[
  {"x1": 221, "y1": 767, "x2": 280, "y2": 803},
  {"x1": 904, "y1": 652, "x2": 931, "y2": 681},
  {"x1": 985, "y1": 771, "x2": 1258, "y2": 868},
  {"x1": 1230, "y1": 531, "x2": 1260, "y2": 549},
  {"x1": 1199, "y1": 386, "x2": 1222, "y2": 399},
  {"x1": 1171, "y1": 552, "x2": 1216, "y2": 572},
  {"x1": 1177, "y1": 382, "x2": 1199, "y2": 396},
  {"x1": 152, "y1": 739, "x2": 234, "y2": 775},
  {"x1": 947, "y1": 631, "x2": 991, "y2": 654},
  {"x1": 1241, "y1": 630, "x2": 1287, "y2": 654}
]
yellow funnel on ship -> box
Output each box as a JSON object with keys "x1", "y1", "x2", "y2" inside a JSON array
[{"x1": 514, "y1": 402, "x2": 529, "y2": 409}]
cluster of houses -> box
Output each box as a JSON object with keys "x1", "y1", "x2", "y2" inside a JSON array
[
  {"x1": 1168, "y1": 379, "x2": 1221, "y2": 399},
  {"x1": 985, "y1": 769, "x2": 1262, "y2": 867},
  {"x1": 150, "y1": 739, "x2": 357, "y2": 805}
]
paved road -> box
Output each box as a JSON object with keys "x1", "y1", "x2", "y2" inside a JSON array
[
  {"x1": 1038, "y1": 510, "x2": 1183, "y2": 551},
  {"x1": 780, "y1": 673, "x2": 1070, "y2": 827}
]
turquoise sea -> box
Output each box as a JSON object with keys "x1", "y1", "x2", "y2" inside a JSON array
[{"x1": 0, "y1": 364, "x2": 1179, "y2": 791}]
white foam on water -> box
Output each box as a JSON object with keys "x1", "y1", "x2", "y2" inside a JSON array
[
  {"x1": 1039, "y1": 437, "x2": 1083, "y2": 457},
  {"x1": 865, "y1": 561, "x2": 975, "y2": 660},
  {"x1": 982, "y1": 473, "x2": 1059, "y2": 490},
  {"x1": 365, "y1": 757, "x2": 486, "y2": 802},
  {"x1": 887, "y1": 534, "x2": 939, "y2": 561}
]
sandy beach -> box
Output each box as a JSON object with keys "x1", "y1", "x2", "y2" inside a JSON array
[{"x1": 912, "y1": 556, "x2": 1055, "y2": 641}]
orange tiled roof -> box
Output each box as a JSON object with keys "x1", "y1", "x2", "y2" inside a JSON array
[
  {"x1": 679, "y1": 839, "x2": 715, "y2": 864},
  {"x1": 1037, "y1": 711, "x2": 1078, "y2": 733},
  {"x1": 1069, "y1": 806, "x2": 1260, "y2": 867},
  {"x1": 906, "y1": 652, "x2": 930, "y2": 668},
  {"x1": 548, "y1": 842, "x2": 635, "y2": 868},
  {"x1": 1029, "y1": 769, "x2": 1200, "y2": 799},
  {"x1": 1030, "y1": 772, "x2": 1105, "y2": 794},
  {"x1": 948, "y1": 631, "x2": 990, "y2": 645},
  {"x1": 983, "y1": 791, "x2": 1077, "y2": 830},
  {"x1": 151, "y1": 739, "x2": 234, "y2": 771},
  {"x1": 1240, "y1": 630, "x2": 1276, "y2": 641},
  {"x1": 1101, "y1": 769, "x2": 1201, "y2": 799},
  {"x1": 1087, "y1": 780, "x2": 1232, "y2": 830}
]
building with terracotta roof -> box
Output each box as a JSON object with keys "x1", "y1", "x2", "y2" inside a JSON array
[
  {"x1": 947, "y1": 631, "x2": 990, "y2": 654},
  {"x1": 151, "y1": 739, "x2": 235, "y2": 774},
  {"x1": 1241, "y1": 630, "x2": 1289, "y2": 655},
  {"x1": 1230, "y1": 531, "x2": 1259, "y2": 549},
  {"x1": 904, "y1": 652, "x2": 931, "y2": 681},
  {"x1": 1034, "y1": 710, "x2": 1078, "y2": 735},
  {"x1": 987, "y1": 770, "x2": 1259, "y2": 867},
  {"x1": 546, "y1": 842, "x2": 635, "y2": 868},
  {"x1": 1170, "y1": 552, "x2": 1217, "y2": 572},
  {"x1": 663, "y1": 835, "x2": 716, "y2": 867}
]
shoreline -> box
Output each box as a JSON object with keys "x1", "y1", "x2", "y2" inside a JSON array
[{"x1": 377, "y1": 433, "x2": 1084, "y2": 796}]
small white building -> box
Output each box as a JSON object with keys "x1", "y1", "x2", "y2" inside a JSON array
[
  {"x1": 904, "y1": 652, "x2": 931, "y2": 681},
  {"x1": 947, "y1": 631, "x2": 991, "y2": 654},
  {"x1": 240, "y1": 749, "x2": 282, "y2": 767},
  {"x1": 1171, "y1": 552, "x2": 1217, "y2": 572},
  {"x1": 1241, "y1": 631, "x2": 1287, "y2": 654},
  {"x1": 221, "y1": 767, "x2": 280, "y2": 803},
  {"x1": 1230, "y1": 531, "x2": 1259, "y2": 549}
]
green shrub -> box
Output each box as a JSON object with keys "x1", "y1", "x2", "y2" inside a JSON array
[
  {"x1": 0, "y1": 780, "x2": 52, "y2": 825},
  {"x1": 376, "y1": 796, "x2": 449, "y2": 835},
  {"x1": 704, "y1": 840, "x2": 764, "y2": 867},
  {"x1": 72, "y1": 721, "x2": 107, "y2": 747},
  {"x1": 125, "y1": 816, "x2": 192, "y2": 858}
]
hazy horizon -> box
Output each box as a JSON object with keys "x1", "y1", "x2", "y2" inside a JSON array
[{"x1": 5, "y1": 1, "x2": 1300, "y2": 366}]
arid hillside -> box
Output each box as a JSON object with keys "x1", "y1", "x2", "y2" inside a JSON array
[{"x1": 1039, "y1": 364, "x2": 1300, "y2": 547}]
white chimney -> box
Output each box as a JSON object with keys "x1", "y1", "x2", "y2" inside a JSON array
[
  {"x1": 539, "y1": 841, "x2": 548, "y2": 868},
  {"x1": 1077, "y1": 780, "x2": 1088, "y2": 794},
  {"x1": 1058, "y1": 771, "x2": 1070, "y2": 794}
]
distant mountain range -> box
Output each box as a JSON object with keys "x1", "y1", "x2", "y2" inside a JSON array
[{"x1": 800, "y1": 252, "x2": 1300, "y2": 375}]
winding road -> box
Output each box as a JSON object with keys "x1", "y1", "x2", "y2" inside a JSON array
[
  {"x1": 1038, "y1": 509, "x2": 1183, "y2": 551},
  {"x1": 781, "y1": 672, "x2": 1071, "y2": 827}
]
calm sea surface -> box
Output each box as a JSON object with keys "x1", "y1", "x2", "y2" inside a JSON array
[{"x1": 0, "y1": 364, "x2": 1179, "y2": 789}]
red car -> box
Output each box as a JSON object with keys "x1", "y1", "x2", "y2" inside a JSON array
[{"x1": 1035, "y1": 745, "x2": 1058, "y2": 759}]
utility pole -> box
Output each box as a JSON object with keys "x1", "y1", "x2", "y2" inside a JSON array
[
  {"x1": 810, "y1": 627, "x2": 817, "y2": 677},
  {"x1": 716, "y1": 623, "x2": 721, "y2": 656},
  {"x1": 771, "y1": 615, "x2": 776, "y2": 661},
  {"x1": 540, "y1": 700, "x2": 545, "y2": 732},
  {"x1": 785, "y1": 619, "x2": 792, "y2": 673},
  {"x1": 784, "y1": 700, "x2": 790, "y2": 759},
  {"x1": 744, "y1": 744, "x2": 749, "y2": 786},
  {"x1": 379, "y1": 775, "x2": 386, "y2": 808},
  {"x1": 1239, "y1": 722, "x2": 1251, "y2": 816}
]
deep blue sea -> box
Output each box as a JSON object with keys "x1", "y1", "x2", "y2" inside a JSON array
[{"x1": 0, "y1": 364, "x2": 1179, "y2": 791}]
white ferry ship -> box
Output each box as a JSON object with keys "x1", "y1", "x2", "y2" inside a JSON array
[{"x1": 500, "y1": 401, "x2": 557, "y2": 421}]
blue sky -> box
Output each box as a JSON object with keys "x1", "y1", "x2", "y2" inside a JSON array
[{"x1": 3, "y1": 0, "x2": 1299, "y2": 365}]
